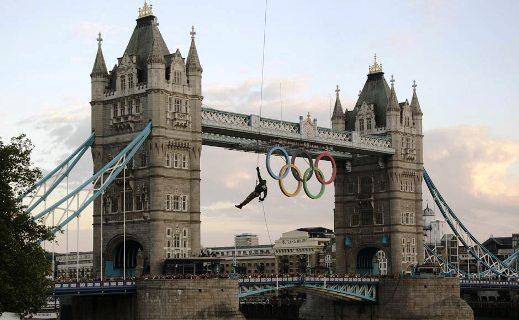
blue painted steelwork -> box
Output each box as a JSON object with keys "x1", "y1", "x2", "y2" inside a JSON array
[
  {"x1": 53, "y1": 281, "x2": 136, "y2": 296},
  {"x1": 32, "y1": 123, "x2": 152, "y2": 236},
  {"x1": 21, "y1": 132, "x2": 95, "y2": 201},
  {"x1": 238, "y1": 277, "x2": 378, "y2": 302},
  {"x1": 424, "y1": 169, "x2": 518, "y2": 279},
  {"x1": 52, "y1": 277, "x2": 518, "y2": 298}
]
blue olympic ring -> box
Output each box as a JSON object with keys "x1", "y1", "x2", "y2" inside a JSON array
[{"x1": 266, "y1": 146, "x2": 290, "y2": 180}]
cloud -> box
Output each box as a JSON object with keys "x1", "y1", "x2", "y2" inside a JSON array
[
  {"x1": 424, "y1": 125, "x2": 519, "y2": 240},
  {"x1": 204, "y1": 76, "x2": 355, "y2": 126}
]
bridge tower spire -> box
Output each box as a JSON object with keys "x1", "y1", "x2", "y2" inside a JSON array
[{"x1": 331, "y1": 85, "x2": 346, "y2": 131}]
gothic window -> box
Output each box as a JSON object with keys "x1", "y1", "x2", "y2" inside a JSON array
[
  {"x1": 173, "y1": 195, "x2": 188, "y2": 211},
  {"x1": 140, "y1": 152, "x2": 148, "y2": 167},
  {"x1": 165, "y1": 153, "x2": 171, "y2": 167},
  {"x1": 128, "y1": 74, "x2": 134, "y2": 88},
  {"x1": 173, "y1": 70, "x2": 181, "y2": 85},
  {"x1": 367, "y1": 118, "x2": 372, "y2": 130},
  {"x1": 166, "y1": 194, "x2": 172, "y2": 210},
  {"x1": 112, "y1": 105, "x2": 118, "y2": 118},
  {"x1": 166, "y1": 228, "x2": 172, "y2": 237},
  {"x1": 181, "y1": 154, "x2": 188, "y2": 169},
  {"x1": 359, "y1": 119, "x2": 364, "y2": 132},
  {"x1": 345, "y1": 177, "x2": 356, "y2": 194},
  {"x1": 174, "y1": 234, "x2": 180, "y2": 247},
  {"x1": 166, "y1": 252, "x2": 172, "y2": 259},
  {"x1": 360, "y1": 176, "x2": 373, "y2": 196},
  {"x1": 120, "y1": 75, "x2": 126, "y2": 91},
  {"x1": 184, "y1": 100, "x2": 190, "y2": 114},
  {"x1": 173, "y1": 153, "x2": 179, "y2": 168},
  {"x1": 124, "y1": 191, "x2": 133, "y2": 211},
  {"x1": 174, "y1": 98, "x2": 182, "y2": 113},
  {"x1": 135, "y1": 194, "x2": 143, "y2": 211},
  {"x1": 111, "y1": 195, "x2": 119, "y2": 213},
  {"x1": 360, "y1": 203, "x2": 373, "y2": 226},
  {"x1": 374, "y1": 203, "x2": 384, "y2": 225},
  {"x1": 134, "y1": 99, "x2": 140, "y2": 114},
  {"x1": 167, "y1": 97, "x2": 173, "y2": 112},
  {"x1": 118, "y1": 103, "x2": 123, "y2": 117},
  {"x1": 127, "y1": 100, "x2": 132, "y2": 115}
]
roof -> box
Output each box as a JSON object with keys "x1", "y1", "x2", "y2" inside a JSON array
[
  {"x1": 91, "y1": 44, "x2": 108, "y2": 77},
  {"x1": 186, "y1": 35, "x2": 202, "y2": 73},
  {"x1": 206, "y1": 244, "x2": 273, "y2": 251},
  {"x1": 346, "y1": 71, "x2": 391, "y2": 130},
  {"x1": 123, "y1": 15, "x2": 169, "y2": 71},
  {"x1": 482, "y1": 237, "x2": 513, "y2": 248}
]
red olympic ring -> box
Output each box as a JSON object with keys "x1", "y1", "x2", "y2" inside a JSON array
[{"x1": 314, "y1": 151, "x2": 337, "y2": 185}]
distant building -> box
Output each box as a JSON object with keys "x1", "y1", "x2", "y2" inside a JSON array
[
  {"x1": 55, "y1": 252, "x2": 93, "y2": 279},
  {"x1": 206, "y1": 244, "x2": 275, "y2": 275},
  {"x1": 273, "y1": 227, "x2": 334, "y2": 274},
  {"x1": 234, "y1": 233, "x2": 259, "y2": 247},
  {"x1": 423, "y1": 204, "x2": 448, "y2": 246},
  {"x1": 482, "y1": 236, "x2": 514, "y2": 261}
]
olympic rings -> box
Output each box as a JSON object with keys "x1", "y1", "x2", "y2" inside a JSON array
[
  {"x1": 303, "y1": 167, "x2": 326, "y2": 199},
  {"x1": 290, "y1": 149, "x2": 314, "y2": 182},
  {"x1": 266, "y1": 146, "x2": 290, "y2": 180},
  {"x1": 278, "y1": 164, "x2": 302, "y2": 197},
  {"x1": 266, "y1": 146, "x2": 337, "y2": 199},
  {"x1": 314, "y1": 151, "x2": 337, "y2": 185}
]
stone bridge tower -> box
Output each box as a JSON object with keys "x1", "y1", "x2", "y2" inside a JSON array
[
  {"x1": 332, "y1": 56, "x2": 424, "y2": 276},
  {"x1": 90, "y1": 2, "x2": 202, "y2": 275}
]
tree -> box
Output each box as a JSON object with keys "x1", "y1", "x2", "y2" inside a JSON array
[{"x1": 0, "y1": 135, "x2": 54, "y2": 316}]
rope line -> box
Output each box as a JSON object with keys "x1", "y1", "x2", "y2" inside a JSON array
[
  {"x1": 261, "y1": 201, "x2": 272, "y2": 245},
  {"x1": 256, "y1": 0, "x2": 268, "y2": 166}
]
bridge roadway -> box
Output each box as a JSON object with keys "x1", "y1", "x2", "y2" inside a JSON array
[
  {"x1": 52, "y1": 276, "x2": 519, "y2": 302},
  {"x1": 200, "y1": 107, "x2": 394, "y2": 159}
]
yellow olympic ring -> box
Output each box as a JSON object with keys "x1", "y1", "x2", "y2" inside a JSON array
[{"x1": 278, "y1": 164, "x2": 302, "y2": 197}]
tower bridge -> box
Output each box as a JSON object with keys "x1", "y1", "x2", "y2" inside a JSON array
[{"x1": 22, "y1": 2, "x2": 518, "y2": 320}]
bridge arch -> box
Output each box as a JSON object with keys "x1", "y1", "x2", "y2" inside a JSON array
[
  {"x1": 354, "y1": 245, "x2": 389, "y2": 276},
  {"x1": 104, "y1": 234, "x2": 146, "y2": 277}
]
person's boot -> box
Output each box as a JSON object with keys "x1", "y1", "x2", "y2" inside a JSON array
[{"x1": 235, "y1": 204, "x2": 242, "y2": 209}]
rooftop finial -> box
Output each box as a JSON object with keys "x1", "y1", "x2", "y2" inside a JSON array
[
  {"x1": 96, "y1": 32, "x2": 103, "y2": 48},
  {"x1": 368, "y1": 53, "x2": 383, "y2": 74},
  {"x1": 412, "y1": 80, "x2": 417, "y2": 91},
  {"x1": 335, "y1": 85, "x2": 340, "y2": 97},
  {"x1": 390, "y1": 74, "x2": 395, "y2": 88},
  {"x1": 190, "y1": 26, "x2": 196, "y2": 39},
  {"x1": 138, "y1": 0, "x2": 154, "y2": 18}
]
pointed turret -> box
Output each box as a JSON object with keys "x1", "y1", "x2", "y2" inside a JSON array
[
  {"x1": 91, "y1": 33, "x2": 108, "y2": 77},
  {"x1": 186, "y1": 26, "x2": 203, "y2": 73},
  {"x1": 387, "y1": 75, "x2": 399, "y2": 112},
  {"x1": 386, "y1": 75, "x2": 400, "y2": 130},
  {"x1": 186, "y1": 26, "x2": 202, "y2": 95},
  {"x1": 411, "y1": 80, "x2": 423, "y2": 133},
  {"x1": 410, "y1": 80, "x2": 422, "y2": 115},
  {"x1": 331, "y1": 85, "x2": 346, "y2": 131},
  {"x1": 147, "y1": 29, "x2": 166, "y2": 64},
  {"x1": 91, "y1": 33, "x2": 108, "y2": 101}
]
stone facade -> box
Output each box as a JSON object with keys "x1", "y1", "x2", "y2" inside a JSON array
[
  {"x1": 332, "y1": 60, "x2": 424, "y2": 276},
  {"x1": 136, "y1": 279, "x2": 245, "y2": 320},
  {"x1": 299, "y1": 278, "x2": 473, "y2": 320},
  {"x1": 90, "y1": 5, "x2": 202, "y2": 276},
  {"x1": 61, "y1": 279, "x2": 245, "y2": 320}
]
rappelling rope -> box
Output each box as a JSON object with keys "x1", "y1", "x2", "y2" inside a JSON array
[
  {"x1": 257, "y1": 0, "x2": 272, "y2": 245},
  {"x1": 256, "y1": 0, "x2": 268, "y2": 167}
]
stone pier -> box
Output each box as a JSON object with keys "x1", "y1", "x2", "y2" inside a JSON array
[
  {"x1": 299, "y1": 278, "x2": 473, "y2": 320},
  {"x1": 61, "y1": 279, "x2": 245, "y2": 320}
]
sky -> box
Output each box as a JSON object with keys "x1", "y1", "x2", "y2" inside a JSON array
[{"x1": 1, "y1": 0, "x2": 518, "y2": 251}]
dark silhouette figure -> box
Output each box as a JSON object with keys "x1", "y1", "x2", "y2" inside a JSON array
[{"x1": 235, "y1": 167, "x2": 267, "y2": 209}]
